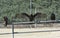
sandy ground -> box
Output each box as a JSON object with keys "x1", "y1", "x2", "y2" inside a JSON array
[
  {"x1": 0, "y1": 27, "x2": 60, "y2": 38},
  {"x1": 0, "y1": 23, "x2": 60, "y2": 38}
]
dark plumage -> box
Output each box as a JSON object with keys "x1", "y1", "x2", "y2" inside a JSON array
[
  {"x1": 15, "y1": 13, "x2": 47, "y2": 21},
  {"x1": 50, "y1": 13, "x2": 55, "y2": 20},
  {"x1": 21, "y1": 13, "x2": 42, "y2": 21},
  {"x1": 3, "y1": 16, "x2": 8, "y2": 27}
]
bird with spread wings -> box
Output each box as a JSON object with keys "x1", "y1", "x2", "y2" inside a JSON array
[{"x1": 15, "y1": 12, "x2": 47, "y2": 21}]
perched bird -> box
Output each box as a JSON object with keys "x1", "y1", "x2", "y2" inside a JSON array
[
  {"x1": 21, "y1": 13, "x2": 42, "y2": 21},
  {"x1": 50, "y1": 13, "x2": 55, "y2": 20},
  {"x1": 16, "y1": 13, "x2": 45, "y2": 21},
  {"x1": 3, "y1": 16, "x2": 8, "y2": 27}
]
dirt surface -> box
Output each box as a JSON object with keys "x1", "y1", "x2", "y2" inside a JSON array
[
  {"x1": 0, "y1": 23, "x2": 60, "y2": 28},
  {"x1": 0, "y1": 27, "x2": 60, "y2": 38},
  {"x1": 0, "y1": 23, "x2": 60, "y2": 38}
]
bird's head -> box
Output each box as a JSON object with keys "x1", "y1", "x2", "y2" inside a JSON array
[{"x1": 30, "y1": 14, "x2": 33, "y2": 17}]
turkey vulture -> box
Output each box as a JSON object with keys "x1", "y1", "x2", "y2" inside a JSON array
[
  {"x1": 15, "y1": 13, "x2": 47, "y2": 21},
  {"x1": 21, "y1": 13, "x2": 42, "y2": 21},
  {"x1": 50, "y1": 13, "x2": 55, "y2": 20},
  {"x1": 3, "y1": 16, "x2": 8, "y2": 27}
]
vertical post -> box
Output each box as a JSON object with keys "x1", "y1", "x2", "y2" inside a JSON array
[
  {"x1": 30, "y1": 0, "x2": 32, "y2": 28},
  {"x1": 12, "y1": 23, "x2": 14, "y2": 38},
  {"x1": 10, "y1": 0, "x2": 14, "y2": 38},
  {"x1": 30, "y1": 0, "x2": 32, "y2": 14},
  {"x1": 11, "y1": 0, "x2": 14, "y2": 38},
  {"x1": 34, "y1": 8, "x2": 37, "y2": 28}
]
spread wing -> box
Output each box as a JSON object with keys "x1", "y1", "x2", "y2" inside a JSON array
[
  {"x1": 34, "y1": 13, "x2": 47, "y2": 18},
  {"x1": 33, "y1": 13, "x2": 47, "y2": 21},
  {"x1": 21, "y1": 13, "x2": 30, "y2": 18},
  {"x1": 15, "y1": 13, "x2": 20, "y2": 18},
  {"x1": 15, "y1": 13, "x2": 30, "y2": 18},
  {"x1": 14, "y1": 13, "x2": 30, "y2": 21},
  {"x1": 34, "y1": 13, "x2": 42, "y2": 18}
]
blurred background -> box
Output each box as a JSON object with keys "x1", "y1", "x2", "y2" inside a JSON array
[{"x1": 0, "y1": 0, "x2": 60, "y2": 23}]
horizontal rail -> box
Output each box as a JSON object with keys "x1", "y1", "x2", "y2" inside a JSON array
[{"x1": 12, "y1": 20, "x2": 60, "y2": 25}]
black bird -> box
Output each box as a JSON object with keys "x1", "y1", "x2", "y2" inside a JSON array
[
  {"x1": 50, "y1": 13, "x2": 55, "y2": 20},
  {"x1": 21, "y1": 13, "x2": 42, "y2": 21},
  {"x1": 15, "y1": 13, "x2": 47, "y2": 21},
  {"x1": 3, "y1": 16, "x2": 8, "y2": 27}
]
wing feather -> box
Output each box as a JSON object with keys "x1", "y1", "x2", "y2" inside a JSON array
[
  {"x1": 15, "y1": 13, "x2": 30, "y2": 18},
  {"x1": 34, "y1": 13, "x2": 47, "y2": 18},
  {"x1": 21, "y1": 13, "x2": 30, "y2": 18},
  {"x1": 34, "y1": 13, "x2": 41, "y2": 18}
]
